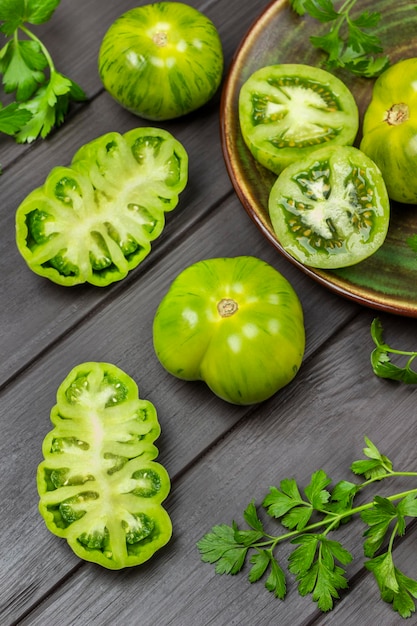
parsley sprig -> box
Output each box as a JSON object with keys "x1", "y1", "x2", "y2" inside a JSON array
[
  {"x1": 0, "y1": 0, "x2": 86, "y2": 143},
  {"x1": 371, "y1": 318, "x2": 417, "y2": 383},
  {"x1": 197, "y1": 437, "x2": 417, "y2": 618},
  {"x1": 289, "y1": 0, "x2": 391, "y2": 77}
]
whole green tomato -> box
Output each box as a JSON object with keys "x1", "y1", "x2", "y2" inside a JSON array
[
  {"x1": 152, "y1": 256, "x2": 305, "y2": 405},
  {"x1": 98, "y1": 2, "x2": 224, "y2": 121},
  {"x1": 360, "y1": 57, "x2": 417, "y2": 204}
]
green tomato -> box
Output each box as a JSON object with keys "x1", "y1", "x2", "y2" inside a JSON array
[
  {"x1": 98, "y1": 2, "x2": 224, "y2": 121},
  {"x1": 268, "y1": 146, "x2": 390, "y2": 269},
  {"x1": 239, "y1": 64, "x2": 359, "y2": 175},
  {"x1": 152, "y1": 256, "x2": 305, "y2": 405},
  {"x1": 15, "y1": 127, "x2": 188, "y2": 286},
  {"x1": 37, "y1": 362, "x2": 172, "y2": 570},
  {"x1": 360, "y1": 57, "x2": 417, "y2": 204}
]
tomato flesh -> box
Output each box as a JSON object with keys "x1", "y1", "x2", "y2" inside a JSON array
[
  {"x1": 239, "y1": 64, "x2": 359, "y2": 174},
  {"x1": 268, "y1": 146, "x2": 390, "y2": 269}
]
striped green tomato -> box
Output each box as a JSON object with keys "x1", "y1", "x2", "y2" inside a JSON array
[
  {"x1": 153, "y1": 256, "x2": 305, "y2": 405},
  {"x1": 98, "y1": 2, "x2": 224, "y2": 121}
]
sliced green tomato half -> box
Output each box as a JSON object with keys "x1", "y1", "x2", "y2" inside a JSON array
[
  {"x1": 37, "y1": 362, "x2": 172, "y2": 569},
  {"x1": 15, "y1": 127, "x2": 188, "y2": 286},
  {"x1": 268, "y1": 146, "x2": 390, "y2": 269},
  {"x1": 239, "y1": 64, "x2": 359, "y2": 175}
]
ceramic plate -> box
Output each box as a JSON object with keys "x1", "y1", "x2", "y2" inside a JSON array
[{"x1": 221, "y1": 0, "x2": 417, "y2": 317}]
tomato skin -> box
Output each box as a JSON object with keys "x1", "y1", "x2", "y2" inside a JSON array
[
  {"x1": 98, "y1": 2, "x2": 224, "y2": 121},
  {"x1": 152, "y1": 256, "x2": 305, "y2": 405},
  {"x1": 238, "y1": 64, "x2": 359, "y2": 175},
  {"x1": 360, "y1": 57, "x2": 417, "y2": 204},
  {"x1": 268, "y1": 146, "x2": 390, "y2": 269}
]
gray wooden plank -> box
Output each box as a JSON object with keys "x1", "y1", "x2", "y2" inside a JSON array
[{"x1": 13, "y1": 314, "x2": 417, "y2": 625}]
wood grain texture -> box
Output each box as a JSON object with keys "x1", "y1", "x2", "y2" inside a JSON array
[{"x1": 1, "y1": 0, "x2": 416, "y2": 625}]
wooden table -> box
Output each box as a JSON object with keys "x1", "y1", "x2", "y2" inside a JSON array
[{"x1": 1, "y1": 1, "x2": 416, "y2": 624}]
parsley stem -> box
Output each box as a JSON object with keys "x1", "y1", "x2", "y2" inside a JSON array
[
  {"x1": 360, "y1": 470, "x2": 417, "y2": 491},
  {"x1": 257, "y1": 487, "x2": 417, "y2": 551}
]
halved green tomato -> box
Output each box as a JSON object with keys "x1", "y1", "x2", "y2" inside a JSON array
[
  {"x1": 239, "y1": 64, "x2": 359, "y2": 175},
  {"x1": 268, "y1": 146, "x2": 390, "y2": 269}
]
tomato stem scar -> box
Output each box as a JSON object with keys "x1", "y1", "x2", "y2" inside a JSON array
[
  {"x1": 217, "y1": 298, "x2": 238, "y2": 317},
  {"x1": 384, "y1": 102, "x2": 409, "y2": 126},
  {"x1": 153, "y1": 31, "x2": 168, "y2": 47}
]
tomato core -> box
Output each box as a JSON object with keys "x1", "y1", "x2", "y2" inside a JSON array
[
  {"x1": 384, "y1": 102, "x2": 409, "y2": 126},
  {"x1": 153, "y1": 31, "x2": 168, "y2": 47},
  {"x1": 217, "y1": 298, "x2": 238, "y2": 317}
]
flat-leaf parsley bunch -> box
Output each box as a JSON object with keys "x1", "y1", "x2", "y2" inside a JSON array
[
  {"x1": 198, "y1": 437, "x2": 417, "y2": 619},
  {"x1": 0, "y1": 0, "x2": 86, "y2": 143},
  {"x1": 289, "y1": 0, "x2": 391, "y2": 77}
]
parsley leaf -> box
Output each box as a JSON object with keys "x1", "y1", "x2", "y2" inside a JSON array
[
  {"x1": 289, "y1": 534, "x2": 352, "y2": 611},
  {"x1": 197, "y1": 522, "x2": 249, "y2": 575},
  {"x1": 370, "y1": 319, "x2": 417, "y2": 384},
  {"x1": 0, "y1": 0, "x2": 85, "y2": 143},
  {"x1": 351, "y1": 435, "x2": 393, "y2": 480},
  {"x1": 0, "y1": 0, "x2": 60, "y2": 35},
  {"x1": 0, "y1": 101, "x2": 32, "y2": 134},
  {"x1": 365, "y1": 555, "x2": 417, "y2": 619},
  {"x1": 289, "y1": 0, "x2": 390, "y2": 77},
  {"x1": 0, "y1": 38, "x2": 46, "y2": 100}
]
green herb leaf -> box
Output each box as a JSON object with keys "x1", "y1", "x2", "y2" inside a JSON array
[
  {"x1": 263, "y1": 478, "x2": 305, "y2": 518},
  {"x1": 0, "y1": 101, "x2": 32, "y2": 134},
  {"x1": 304, "y1": 470, "x2": 332, "y2": 509},
  {"x1": 197, "y1": 523, "x2": 248, "y2": 575},
  {"x1": 370, "y1": 319, "x2": 417, "y2": 384},
  {"x1": 290, "y1": 534, "x2": 350, "y2": 611},
  {"x1": 303, "y1": 0, "x2": 339, "y2": 22},
  {"x1": 0, "y1": 0, "x2": 85, "y2": 144},
  {"x1": 288, "y1": 0, "x2": 308, "y2": 16},
  {"x1": 361, "y1": 496, "x2": 398, "y2": 557},
  {"x1": 243, "y1": 500, "x2": 265, "y2": 532},
  {"x1": 15, "y1": 71, "x2": 85, "y2": 143},
  {"x1": 365, "y1": 555, "x2": 417, "y2": 618},
  {"x1": 0, "y1": 0, "x2": 60, "y2": 34},
  {"x1": 249, "y1": 549, "x2": 270, "y2": 582},
  {"x1": 0, "y1": 38, "x2": 46, "y2": 100},
  {"x1": 351, "y1": 436, "x2": 393, "y2": 480},
  {"x1": 265, "y1": 557, "x2": 287, "y2": 599}
]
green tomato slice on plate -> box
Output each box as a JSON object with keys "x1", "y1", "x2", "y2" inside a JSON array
[
  {"x1": 15, "y1": 127, "x2": 188, "y2": 286},
  {"x1": 153, "y1": 256, "x2": 305, "y2": 405},
  {"x1": 37, "y1": 362, "x2": 172, "y2": 570},
  {"x1": 268, "y1": 146, "x2": 390, "y2": 269},
  {"x1": 239, "y1": 64, "x2": 359, "y2": 174},
  {"x1": 98, "y1": 2, "x2": 224, "y2": 121}
]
